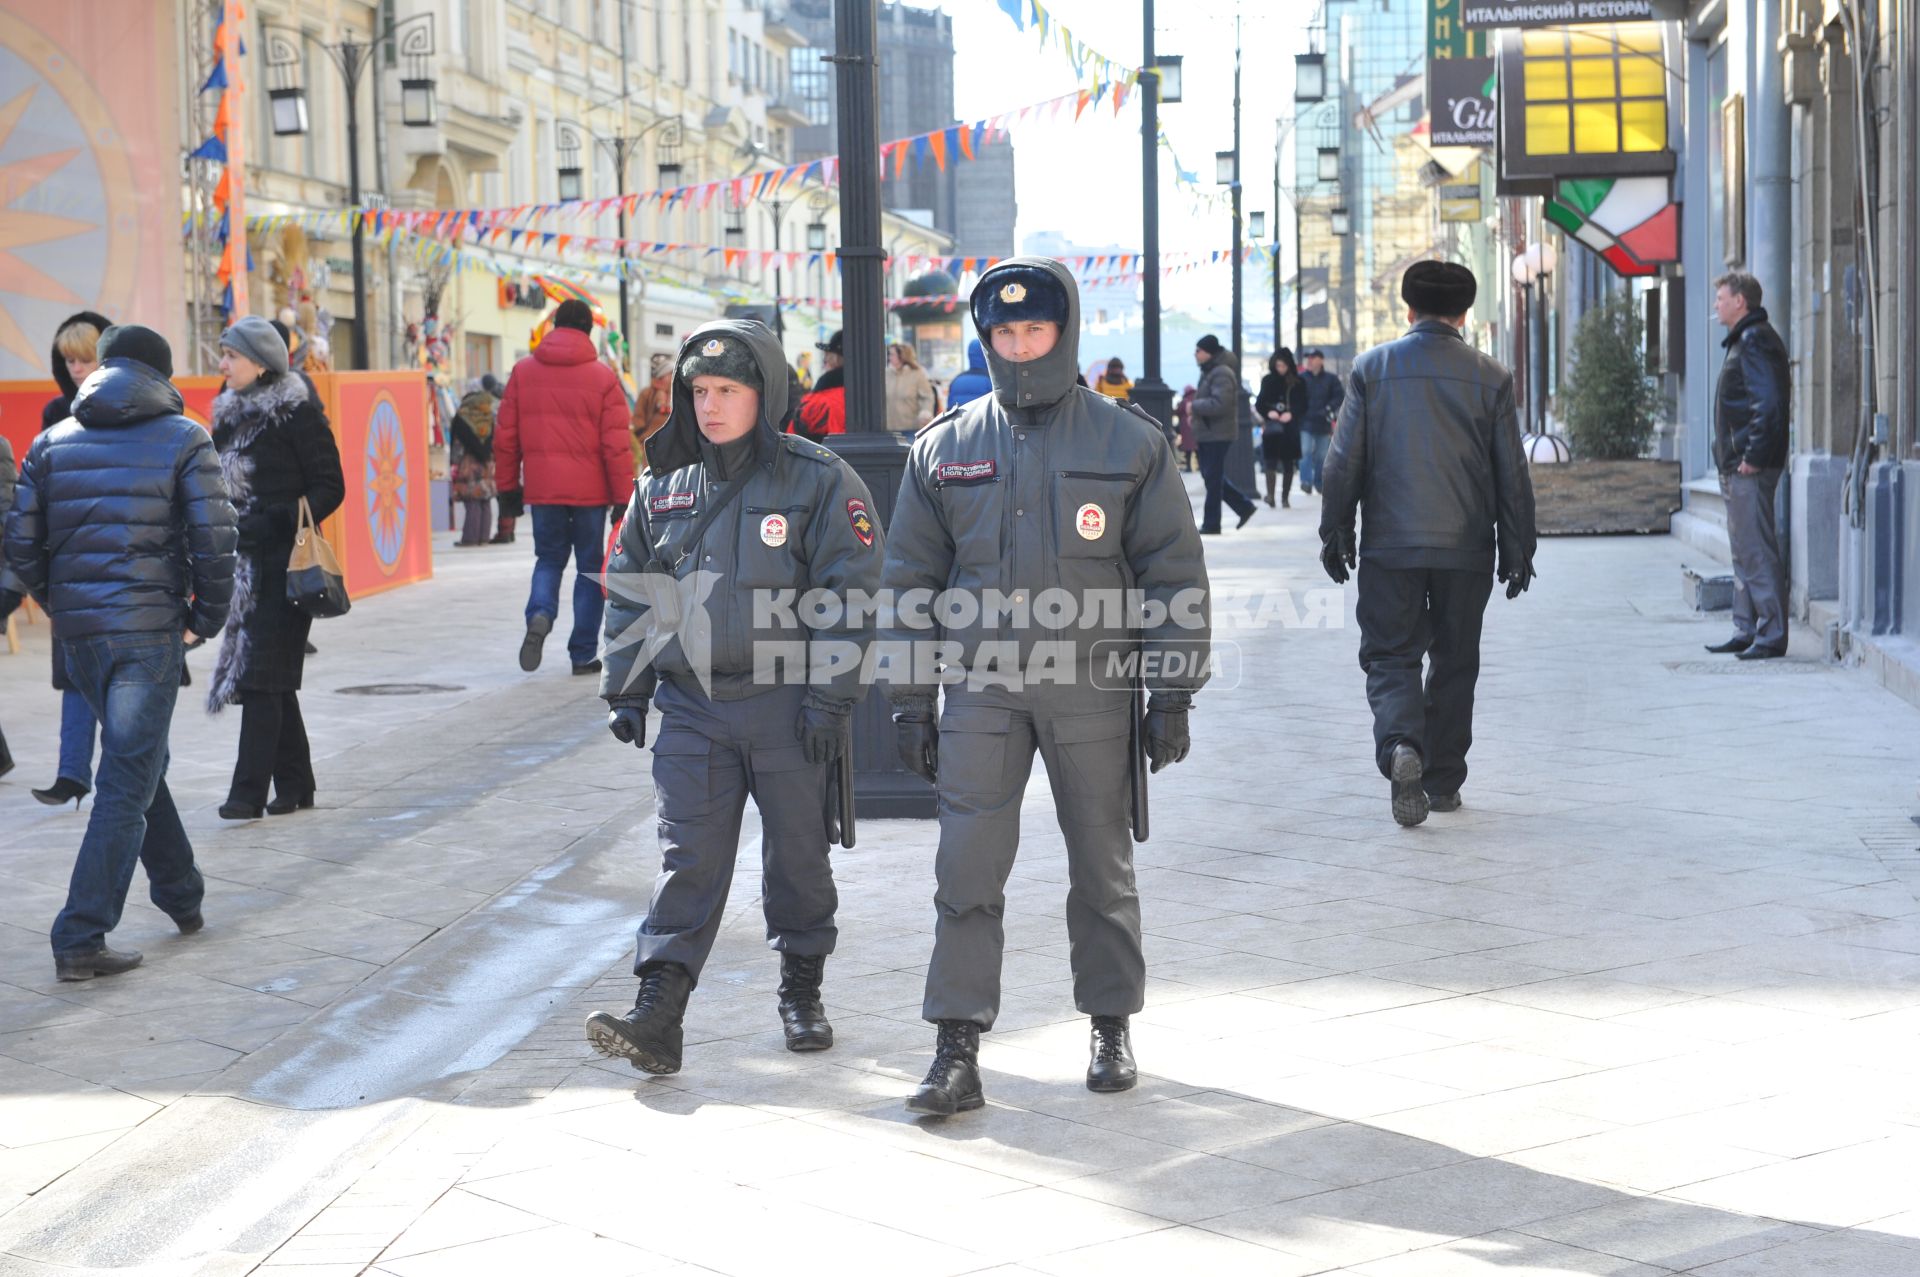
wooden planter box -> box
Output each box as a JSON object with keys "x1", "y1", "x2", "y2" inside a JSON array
[{"x1": 1531, "y1": 459, "x2": 1683, "y2": 535}]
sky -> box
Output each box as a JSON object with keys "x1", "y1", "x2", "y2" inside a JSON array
[{"x1": 931, "y1": 0, "x2": 1312, "y2": 318}]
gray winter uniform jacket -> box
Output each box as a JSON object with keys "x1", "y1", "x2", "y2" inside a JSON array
[
  {"x1": 1318, "y1": 319, "x2": 1535, "y2": 576},
  {"x1": 882, "y1": 257, "x2": 1211, "y2": 707},
  {"x1": 599, "y1": 319, "x2": 883, "y2": 709},
  {"x1": 1188, "y1": 354, "x2": 1245, "y2": 445}
]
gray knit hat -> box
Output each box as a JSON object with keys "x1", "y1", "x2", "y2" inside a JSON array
[
  {"x1": 678, "y1": 333, "x2": 761, "y2": 391},
  {"x1": 219, "y1": 314, "x2": 290, "y2": 375}
]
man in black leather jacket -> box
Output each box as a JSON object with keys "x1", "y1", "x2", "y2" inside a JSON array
[
  {"x1": 1706, "y1": 272, "x2": 1791, "y2": 659},
  {"x1": 1318, "y1": 263, "x2": 1535, "y2": 828},
  {"x1": 4, "y1": 325, "x2": 237, "y2": 981}
]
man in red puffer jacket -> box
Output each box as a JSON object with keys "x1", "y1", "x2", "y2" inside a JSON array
[{"x1": 495, "y1": 299, "x2": 635, "y2": 675}]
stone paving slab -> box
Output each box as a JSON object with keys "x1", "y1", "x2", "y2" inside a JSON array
[{"x1": 3, "y1": 485, "x2": 1920, "y2": 1274}]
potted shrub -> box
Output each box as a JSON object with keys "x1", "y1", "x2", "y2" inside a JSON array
[{"x1": 1534, "y1": 294, "x2": 1680, "y2": 534}]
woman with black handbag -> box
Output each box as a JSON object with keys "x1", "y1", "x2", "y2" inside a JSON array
[{"x1": 208, "y1": 317, "x2": 345, "y2": 819}]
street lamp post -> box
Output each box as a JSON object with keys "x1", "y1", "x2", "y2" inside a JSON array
[
  {"x1": 1133, "y1": 3, "x2": 1178, "y2": 431},
  {"x1": 264, "y1": 15, "x2": 438, "y2": 371},
  {"x1": 828, "y1": 0, "x2": 923, "y2": 818},
  {"x1": 556, "y1": 118, "x2": 677, "y2": 372},
  {"x1": 1228, "y1": 13, "x2": 1244, "y2": 364}
]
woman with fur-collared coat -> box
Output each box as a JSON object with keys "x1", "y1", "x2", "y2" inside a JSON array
[{"x1": 208, "y1": 317, "x2": 345, "y2": 820}]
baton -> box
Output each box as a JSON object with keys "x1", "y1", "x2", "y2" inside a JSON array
[{"x1": 1129, "y1": 680, "x2": 1149, "y2": 843}]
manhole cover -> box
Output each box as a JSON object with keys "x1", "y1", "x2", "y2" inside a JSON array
[
  {"x1": 334, "y1": 683, "x2": 467, "y2": 696},
  {"x1": 1663, "y1": 661, "x2": 1827, "y2": 676}
]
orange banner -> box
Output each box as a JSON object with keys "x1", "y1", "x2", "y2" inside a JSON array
[
  {"x1": 0, "y1": 2, "x2": 186, "y2": 380},
  {"x1": 0, "y1": 371, "x2": 434, "y2": 602}
]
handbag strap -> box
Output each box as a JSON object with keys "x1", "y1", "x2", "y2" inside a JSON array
[{"x1": 295, "y1": 496, "x2": 315, "y2": 542}]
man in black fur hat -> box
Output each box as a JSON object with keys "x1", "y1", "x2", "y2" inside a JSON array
[{"x1": 1318, "y1": 261, "x2": 1536, "y2": 828}]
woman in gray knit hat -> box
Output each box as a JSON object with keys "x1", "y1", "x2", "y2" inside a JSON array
[{"x1": 209, "y1": 317, "x2": 346, "y2": 820}]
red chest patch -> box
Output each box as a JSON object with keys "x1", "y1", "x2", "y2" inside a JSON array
[
  {"x1": 648, "y1": 491, "x2": 696, "y2": 516},
  {"x1": 935, "y1": 459, "x2": 998, "y2": 485},
  {"x1": 846, "y1": 498, "x2": 875, "y2": 547}
]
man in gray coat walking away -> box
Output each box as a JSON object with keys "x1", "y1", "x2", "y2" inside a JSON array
[{"x1": 1318, "y1": 262, "x2": 1535, "y2": 828}]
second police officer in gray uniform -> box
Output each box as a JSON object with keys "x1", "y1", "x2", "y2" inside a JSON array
[
  {"x1": 883, "y1": 258, "x2": 1212, "y2": 1116},
  {"x1": 584, "y1": 319, "x2": 883, "y2": 1075}
]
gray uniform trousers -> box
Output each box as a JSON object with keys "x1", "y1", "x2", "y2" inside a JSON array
[
  {"x1": 1722, "y1": 468, "x2": 1788, "y2": 650},
  {"x1": 634, "y1": 677, "x2": 837, "y2": 981},
  {"x1": 922, "y1": 676, "x2": 1144, "y2": 1029}
]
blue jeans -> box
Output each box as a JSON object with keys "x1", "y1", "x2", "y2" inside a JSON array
[
  {"x1": 528, "y1": 504, "x2": 610, "y2": 667},
  {"x1": 1196, "y1": 440, "x2": 1255, "y2": 532},
  {"x1": 58, "y1": 687, "x2": 98, "y2": 787},
  {"x1": 52, "y1": 632, "x2": 203, "y2": 956},
  {"x1": 1300, "y1": 431, "x2": 1333, "y2": 490}
]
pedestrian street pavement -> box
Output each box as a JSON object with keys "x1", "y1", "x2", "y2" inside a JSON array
[{"x1": 1, "y1": 472, "x2": 1918, "y2": 1276}]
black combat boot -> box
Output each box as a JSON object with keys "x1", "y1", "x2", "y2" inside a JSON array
[
  {"x1": 1086, "y1": 1015, "x2": 1138, "y2": 1093},
  {"x1": 906, "y1": 1020, "x2": 984, "y2": 1117},
  {"x1": 777, "y1": 953, "x2": 833, "y2": 1052},
  {"x1": 584, "y1": 961, "x2": 693, "y2": 1074}
]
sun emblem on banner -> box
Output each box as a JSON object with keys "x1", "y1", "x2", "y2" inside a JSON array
[
  {"x1": 0, "y1": 14, "x2": 139, "y2": 379},
  {"x1": 364, "y1": 393, "x2": 408, "y2": 574}
]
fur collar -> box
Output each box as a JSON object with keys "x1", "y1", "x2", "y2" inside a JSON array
[{"x1": 213, "y1": 372, "x2": 308, "y2": 433}]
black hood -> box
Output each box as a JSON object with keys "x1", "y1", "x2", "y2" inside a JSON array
[
  {"x1": 647, "y1": 319, "x2": 791, "y2": 477},
  {"x1": 971, "y1": 256, "x2": 1082, "y2": 414},
  {"x1": 71, "y1": 359, "x2": 186, "y2": 429},
  {"x1": 49, "y1": 310, "x2": 113, "y2": 401}
]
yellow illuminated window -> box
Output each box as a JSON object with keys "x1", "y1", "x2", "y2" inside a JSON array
[
  {"x1": 1526, "y1": 60, "x2": 1569, "y2": 98},
  {"x1": 1526, "y1": 104, "x2": 1570, "y2": 154},
  {"x1": 1515, "y1": 23, "x2": 1669, "y2": 159},
  {"x1": 1620, "y1": 99, "x2": 1666, "y2": 151},
  {"x1": 1573, "y1": 102, "x2": 1620, "y2": 151},
  {"x1": 1570, "y1": 58, "x2": 1616, "y2": 98},
  {"x1": 1618, "y1": 55, "x2": 1663, "y2": 97}
]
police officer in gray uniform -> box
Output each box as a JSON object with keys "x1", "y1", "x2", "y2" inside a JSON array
[
  {"x1": 584, "y1": 319, "x2": 883, "y2": 1075},
  {"x1": 883, "y1": 258, "x2": 1211, "y2": 1116}
]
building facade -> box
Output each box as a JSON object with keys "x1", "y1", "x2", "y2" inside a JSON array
[
  {"x1": 786, "y1": 0, "x2": 1017, "y2": 259},
  {"x1": 173, "y1": 0, "x2": 948, "y2": 384}
]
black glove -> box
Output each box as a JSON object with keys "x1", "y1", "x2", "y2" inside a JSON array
[
  {"x1": 1319, "y1": 527, "x2": 1356, "y2": 584},
  {"x1": 497, "y1": 489, "x2": 525, "y2": 519},
  {"x1": 607, "y1": 699, "x2": 649, "y2": 749},
  {"x1": 1498, "y1": 562, "x2": 1535, "y2": 600},
  {"x1": 1144, "y1": 691, "x2": 1192, "y2": 774},
  {"x1": 609, "y1": 505, "x2": 623, "y2": 532},
  {"x1": 796, "y1": 701, "x2": 849, "y2": 766},
  {"x1": 893, "y1": 708, "x2": 938, "y2": 784},
  {"x1": 0, "y1": 589, "x2": 21, "y2": 624}
]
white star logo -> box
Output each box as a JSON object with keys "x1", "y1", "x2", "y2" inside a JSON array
[{"x1": 594, "y1": 565, "x2": 726, "y2": 698}]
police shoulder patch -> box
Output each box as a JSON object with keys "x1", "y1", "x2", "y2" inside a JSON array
[{"x1": 846, "y1": 497, "x2": 876, "y2": 547}]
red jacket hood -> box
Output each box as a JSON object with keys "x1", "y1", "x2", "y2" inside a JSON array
[{"x1": 533, "y1": 327, "x2": 597, "y2": 366}]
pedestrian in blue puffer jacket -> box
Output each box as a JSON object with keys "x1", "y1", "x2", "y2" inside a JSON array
[
  {"x1": 945, "y1": 338, "x2": 993, "y2": 410},
  {"x1": 3, "y1": 324, "x2": 238, "y2": 983}
]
